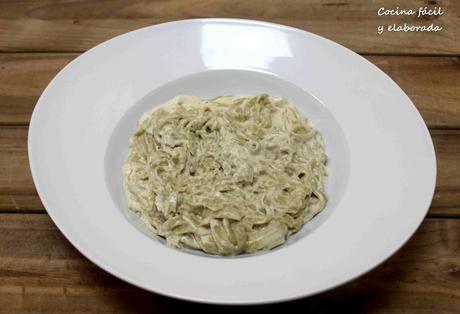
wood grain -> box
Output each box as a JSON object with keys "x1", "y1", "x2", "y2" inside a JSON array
[
  {"x1": 0, "y1": 127, "x2": 42, "y2": 212},
  {"x1": 0, "y1": 126, "x2": 459, "y2": 216},
  {"x1": 0, "y1": 0, "x2": 458, "y2": 54},
  {"x1": 0, "y1": 214, "x2": 458, "y2": 312},
  {"x1": 431, "y1": 130, "x2": 460, "y2": 217},
  {"x1": 0, "y1": 53, "x2": 74, "y2": 125},
  {"x1": 0, "y1": 53, "x2": 459, "y2": 128}
]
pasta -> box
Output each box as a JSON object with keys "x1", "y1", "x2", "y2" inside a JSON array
[{"x1": 122, "y1": 94, "x2": 327, "y2": 255}]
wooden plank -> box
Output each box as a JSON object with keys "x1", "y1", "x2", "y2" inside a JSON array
[
  {"x1": 0, "y1": 214, "x2": 458, "y2": 312},
  {"x1": 431, "y1": 130, "x2": 460, "y2": 218},
  {"x1": 0, "y1": 126, "x2": 459, "y2": 216},
  {"x1": 0, "y1": 127, "x2": 42, "y2": 212},
  {"x1": 0, "y1": 54, "x2": 459, "y2": 128},
  {"x1": 0, "y1": 0, "x2": 458, "y2": 54},
  {"x1": 0, "y1": 53, "x2": 74, "y2": 125},
  {"x1": 0, "y1": 213, "x2": 166, "y2": 312}
]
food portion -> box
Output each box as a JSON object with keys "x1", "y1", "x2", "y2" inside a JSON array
[{"x1": 122, "y1": 94, "x2": 327, "y2": 255}]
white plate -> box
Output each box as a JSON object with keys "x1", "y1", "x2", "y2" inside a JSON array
[{"x1": 28, "y1": 19, "x2": 436, "y2": 304}]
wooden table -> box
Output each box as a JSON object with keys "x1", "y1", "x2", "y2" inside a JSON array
[{"x1": 0, "y1": 1, "x2": 459, "y2": 312}]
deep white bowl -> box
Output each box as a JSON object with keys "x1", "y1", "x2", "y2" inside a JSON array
[{"x1": 28, "y1": 19, "x2": 436, "y2": 304}]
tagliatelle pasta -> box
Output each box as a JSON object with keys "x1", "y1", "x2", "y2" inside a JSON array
[{"x1": 122, "y1": 94, "x2": 327, "y2": 255}]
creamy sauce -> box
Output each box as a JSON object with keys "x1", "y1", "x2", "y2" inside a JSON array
[{"x1": 122, "y1": 94, "x2": 327, "y2": 255}]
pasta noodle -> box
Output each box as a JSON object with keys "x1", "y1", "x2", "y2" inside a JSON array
[{"x1": 122, "y1": 94, "x2": 327, "y2": 255}]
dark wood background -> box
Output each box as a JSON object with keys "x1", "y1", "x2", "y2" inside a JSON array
[{"x1": 0, "y1": 0, "x2": 459, "y2": 312}]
